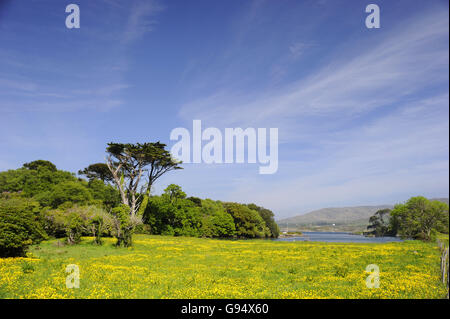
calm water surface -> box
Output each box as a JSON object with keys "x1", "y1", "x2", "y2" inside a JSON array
[{"x1": 274, "y1": 231, "x2": 403, "y2": 243}]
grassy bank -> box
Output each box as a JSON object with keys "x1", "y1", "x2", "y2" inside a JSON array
[{"x1": 0, "y1": 235, "x2": 447, "y2": 299}]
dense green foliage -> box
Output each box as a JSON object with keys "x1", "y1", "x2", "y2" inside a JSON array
[
  {"x1": 366, "y1": 197, "x2": 449, "y2": 241},
  {"x1": 35, "y1": 181, "x2": 93, "y2": 208},
  {"x1": 41, "y1": 205, "x2": 112, "y2": 245},
  {"x1": 199, "y1": 199, "x2": 236, "y2": 238},
  {"x1": 0, "y1": 160, "x2": 120, "y2": 209},
  {"x1": 109, "y1": 204, "x2": 142, "y2": 247},
  {"x1": 389, "y1": 196, "x2": 449, "y2": 241},
  {"x1": 247, "y1": 203, "x2": 280, "y2": 238},
  {"x1": 0, "y1": 194, "x2": 47, "y2": 257},
  {"x1": 78, "y1": 163, "x2": 113, "y2": 183},
  {"x1": 0, "y1": 162, "x2": 75, "y2": 197},
  {"x1": 145, "y1": 194, "x2": 202, "y2": 237},
  {"x1": 0, "y1": 160, "x2": 122, "y2": 254},
  {"x1": 144, "y1": 185, "x2": 276, "y2": 239},
  {"x1": 86, "y1": 179, "x2": 121, "y2": 208},
  {"x1": 23, "y1": 160, "x2": 57, "y2": 172},
  {"x1": 224, "y1": 202, "x2": 270, "y2": 238}
]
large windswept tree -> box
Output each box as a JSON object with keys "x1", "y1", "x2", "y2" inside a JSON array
[{"x1": 104, "y1": 142, "x2": 182, "y2": 217}]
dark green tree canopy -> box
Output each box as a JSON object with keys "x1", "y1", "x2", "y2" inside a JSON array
[
  {"x1": 0, "y1": 194, "x2": 47, "y2": 257},
  {"x1": 46, "y1": 181, "x2": 93, "y2": 208},
  {"x1": 23, "y1": 160, "x2": 57, "y2": 172},
  {"x1": 144, "y1": 193, "x2": 202, "y2": 237},
  {"x1": 389, "y1": 196, "x2": 449, "y2": 241},
  {"x1": 247, "y1": 203, "x2": 280, "y2": 238},
  {"x1": 0, "y1": 161, "x2": 119, "y2": 210},
  {"x1": 224, "y1": 202, "x2": 271, "y2": 238},
  {"x1": 187, "y1": 196, "x2": 202, "y2": 207},
  {"x1": 106, "y1": 142, "x2": 182, "y2": 193},
  {"x1": 0, "y1": 165, "x2": 75, "y2": 197},
  {"x1": 78, "y1": 163, "x2": 113, "y2": 183},
  {"x1": 143, "y1": 187, "x2": 277, "y2": 239},
  {"x1": 164, "y1": 184, "x2": 187, "y2": 202},
  {"x1": 366, "y1": 208, "x2": 392, "y2": 237}
]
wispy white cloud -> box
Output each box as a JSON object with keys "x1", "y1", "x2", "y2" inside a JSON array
[
  {"x1": 0, "y1": 0, "x2": 165, "y2": 114},
  {"x1": 71, "y1": 84, "x2": 131, "y2": 97},
  {"x1": 288, "y1": 42, "x2": 310, "y2": 59},
  {"x1": 121, "y1": 0, "x2": 164, "y2": 44},
  {"x1": 0, "y1": 78, "x2": 37, "y2": 92},
  {"x1": 100, "y1": 0, "x2": 125, "y2": 9},
  {"x1": 0, "y1": 79, "x2": 129, "y2": 113},
  {"x1": 179, "y1": 8, "x2": 449, "y2": 132}
]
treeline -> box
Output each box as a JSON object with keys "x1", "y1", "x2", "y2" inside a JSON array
[
  {"x1": 144, "y1": 184, "x2": 279, "y2": 238},
  {"x1": 0, "y1": 159, "x2": 279, "y2": 257},
  {"x1": 366, "y1": 196, "x2": 449, "y2": 241}
]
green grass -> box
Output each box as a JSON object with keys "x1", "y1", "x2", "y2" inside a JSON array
[
  {"x1": 436, "y1": 233, "x2": 449, "y2": 246},
  {"x1": 0, "y1": 235, "x2": 447, "y2": 299}
]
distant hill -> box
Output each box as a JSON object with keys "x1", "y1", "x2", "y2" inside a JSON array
[
  {"x1": 277, "y1": 205, "x2": 393, "y2": 229},
  {"x1": 277, "y1": 198, "x2": 449, "y2": 232}
]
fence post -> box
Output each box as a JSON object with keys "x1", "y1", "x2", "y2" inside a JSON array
[
  {"x1": 446, "y1": 248, "x2": 449, "y2": 299},
  {"x1": 437, "y1": 239, "x2": 449, "y2": 299}
]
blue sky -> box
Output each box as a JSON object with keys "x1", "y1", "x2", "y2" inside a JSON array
[{"x1": 0, "y1": 0, "x2": 448, "y2": 219}]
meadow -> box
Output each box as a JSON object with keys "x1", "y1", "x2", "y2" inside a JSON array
[{"x1": 0, "y1": 235, "x2": 447, "y2": 299}]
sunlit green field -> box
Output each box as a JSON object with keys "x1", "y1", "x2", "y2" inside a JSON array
[{"x1": 0, "y1": 235, "x2": 447, "y2": 299}]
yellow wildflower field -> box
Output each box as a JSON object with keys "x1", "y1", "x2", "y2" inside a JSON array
[{"x1": 0, "y1": 235, "x2": 447, "y2": 299}]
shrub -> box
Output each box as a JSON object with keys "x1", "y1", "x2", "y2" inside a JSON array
[
  {"x1": 89, "y1": 215, "x2": 105, "y2": 245},
  {"x1": 110, "y1": 205, "x2": 141, "y2": 247},
  {"x1": 41, "y1": 205, "x2": 111, "y2": 245},
  {"x1": 65, "y1": 211, "x2": 84, "y2": 245},
  {"x1": 0, "y1": 195, "x2": 47, "y2": 257}
]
